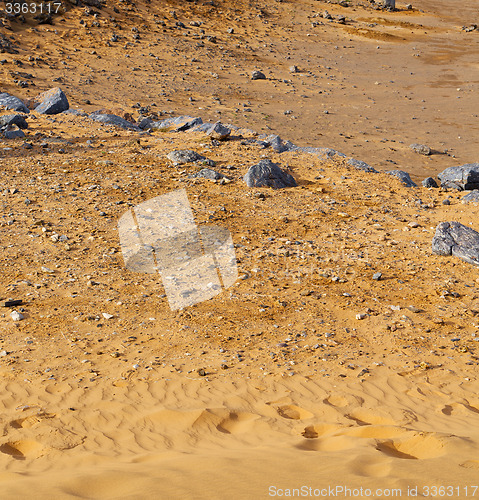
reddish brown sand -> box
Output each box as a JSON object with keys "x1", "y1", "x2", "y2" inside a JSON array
[{"x1": 0, "y1": 0, "x2": 479, "y2": 498}]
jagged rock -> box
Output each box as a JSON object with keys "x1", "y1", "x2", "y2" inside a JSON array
[
  {"x1": 244, "y1": 159, "x2": 297, "y2": 189},
  {"x1": 167, "y1": 150, "x2": 206, "y2": 165},
  {"x1": 410, "y1": 143, "x2": 431, "y2": 155},
  {"x1": 258, "y1": 134, "x2": 291, "y2": 153},
  {"x1": 422, "y1": 177, "x2": 438, "y2": 188},
  {"x1": 89, "y1": 112, "x2": 140, "y2": 130},
  {"x1": 251, "y1": 70, "x2": 266, "y2": 80},
  {"x1": 138, "y1": 117, "x2": 153, "y2": 129},
  {"x1": 192, "y1": 168, "x2": 226, "y2": 180},
  {"x1": 347, "y1": 158, "x2": 378, "y2": 173},
  {"x1": 386, "y1": 170, "x2": 417, "y2": 187},
  {"x1": 151, "y1": 115, "x2": 203, "y2": 132},
  {"x1": 461, "y1": 190, "x2": 479, "y2": 204},
  {"x1": 0, "y1": 114, "x2": 28, "y2": 129},
  {"x1": 35, "y1": 87, "x2": 69, "y2": 114},
  {"x1": 432, "y1": 221, "x2": 479, "y2": 266},
  {"x1": 207, "y1": 122, "x2": 231, "y2": 141},
  {"x1": 438, "y1": 163, "x2": 479, "y2": 190},
  {"x1": 0, "y1": 92, "x2": 29, "y2": 113},
  {"x1": 2, "y1": 125, "x2": 25, "y2": 139}
]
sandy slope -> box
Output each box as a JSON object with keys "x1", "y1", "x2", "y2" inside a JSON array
[{"x1": 1, "y1": 0, "x2": 479, "y2": 498}]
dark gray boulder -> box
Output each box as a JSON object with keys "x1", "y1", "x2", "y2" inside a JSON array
[
  {"x1": 432, "y1": 221, "x2": 479, "y2": 267},
  {"x1": 461, "y1": 190, "x2": 479, "y2": 204},
  {"x1": 347, "y1": 158, "x2": 378, "y2": 173},
  {"x1": 386, "y1": 170, "x2": 417, "y2": 187},
  {"x1": 244, "y1": 159, "x2": 297, "y2": 189},
  {"x1": 151, "y1": 115, "x2": 203, "y2": 132},
  {"x1": 422, "y1": 177, "x2": 438, "y2": 188},
  {"x1": 35, "y1": 87, "x2": 69, "y2": 114},
  {"x1": 89, "y1": 112, "x2": 140, "y2": 130},
  {"x1": 167, "y1": 150, "x2": 206, "y2": 165},
  {"x1": 410, "y1": 143, "x2": 431, "y2": 155},
  {"x1": 0, "y1": 114, "x2": 28, "y2": 129},
  {"x1": 3, "y1": 125, "x2": 25, "y2": 139},
  {"x1": 207, "y1": 122, "x2": 231, "y2": 141},
  {"x1": 192, "y1": 168, "x2": 226, "y2": 180},
  {"x1": 0, "y1": 92, "x2": 29, "y2": 113},
  {"x1": 251, "y1": 70, "x2": 266, "y2": 80},
  {"x1": 438, "y1": 163, "x2": 479, "y2": 190}
]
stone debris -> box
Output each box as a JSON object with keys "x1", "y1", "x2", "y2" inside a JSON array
[
  {"x1": 410, "y1": 143, "x2": 431, "y2": 155},
  {"x1": 0, "y1": 92, "x2": 29, "y2": 113},
  {"x1": 422, "y1": 177, "x2": 438, "y2": 188},
  {"x1": 347, "y1": 158, "x2": 378, "y2": 173},
  {"x1": 386, "y1": 170, "x2": 417, "y2": 187},
  {"x1": 10, "y1": 311, "x2": 24, "y2": 321},
  {"x1": 89, "y1": 112, "x2": 140, "y2": 130},
  {"x1": 207, "y1": 122, "x2": 231, "y2": 141},
  {"x1": 167, "y1": 149, "x2": 207, "y2": 165},
  {"x1": 251, "y1": 70, "x2": 266, "y2": 80},
  {"x1": 191, "y1": 168, "x2": 226, "y2": 181},
  {"x1": 2, "y1": 125, "x2": 25, "y2": 139},
  {"x1": 462, "y1": 190, "x2": 479, "y2": 204},
  {"x1": 0, "y1": 114, "x2": 28, "y2": 129},
  {"x1": 438, "y1": 163, "x2": 479, "y2": 190},
  {"x1": 432, "y1": 221, "x2": 479, "y2": 267},
  {"x1": 34, "y1": 87, "x2": 69, "y2": 115},
  {"x1": 243, "y1": 159, "x2": 297, "y2": 189}
]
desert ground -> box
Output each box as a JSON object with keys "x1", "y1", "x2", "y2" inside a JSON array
[{"x1": 0, "y1": 0, "x2": 479, "y2": 498}]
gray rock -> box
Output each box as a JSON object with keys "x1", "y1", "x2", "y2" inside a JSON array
[
  {"x1": 207, "y1": 122, "x2": 231, "y2": 141},
  {"x1": 432, "y1": 221, "x2": 479, "y2": 267},
  {"x1": 62, "y1": 109, "x2": 88, "y2": 117},
  {"x1": 89, "y1": 112, "x2": 140, "y2": 130},
  {"x1": 0, "y1": 114, "x2": 28, "y2": 129},
  {"x1": 244, "y1": 159, "x2": 297, "y2": 189},
  {"x1": 438, "y1": 163, "x2": 479, "y2": 190},
  {"x1": 410, "y1": 143, "x2": 431, "y2": 155},
  {"x1": 251, "y1": 70, "x2": 266, "y2": 80},
  {"x1": 0, "y1": 92, "x2": 29, "y2": 113},
  {"x1": 422, "y1": 177, "x2": 438, "y2": 188},
  {"x1": 192, "y1": 168, "x2": 225, "y2": 180},
  {"x1": 386, "y1": 170, "x2": 417, "y2": 187},
  {"x1": 150, "y1": 115, "x2": 203, "y2": 132},
  {"x1": 258, "y1": 134, "x2": 291, "y2": 153},
  {"x1": 167, "y1": 150, "x2": 206, "y2": 165},
  {"x1": 3, "y1": 125, "x2": 25, "y2": 139},
  {"x1": 137, "y1": 117, "x2": 153, "y2": 129},
  {"x1": 347, "y1": 158, "x2": 378, "y2": 173},
  {"x1": 462, "y1": 190, "x2": 479, "y2": 203},
  {"x1": 35, "y1": 87, "x2": 69, "y2": 114}
]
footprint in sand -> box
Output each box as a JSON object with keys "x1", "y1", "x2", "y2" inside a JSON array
[
  {"x1": 302, "y1": 423, "x2": 345, "y2": 438},
  {"x1": 324, "y1": 394, "x2": 364, "y2": 408},
  {"x1": 10, "y1": 412, "x2": 56, "y2": 429},
  {"x1": 276, "y1": 405, "x2": 313, "y2": 420},
  {"x1": 440, "y1": 402, "x2": 479, "y2": 416},
  {"x1": 346, "y1": 407, "x2": 416, "y2": 426},
  {"x1": 339, "y1": 425, "x2": 408, "y2": 440},
  {"x1": 296, "y1": 435, "x2": 357, "y2": 452},
  {"x1": 348, "y1": 455, "x2": 392, "y2": 477},
  {"x1": 376, "y1": 432, "x2": 447, "y2": 460},
  {"x1": 0, "y1": 440, "x2": 43, "y2": 460},
  {"x1": 460, "y1": 460, "x2": 479, "y2": 469}
]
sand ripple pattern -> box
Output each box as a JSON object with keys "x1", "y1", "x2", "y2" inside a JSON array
[{"x1": 0, "y1": 372, "x2": 478, "y2": 498}]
